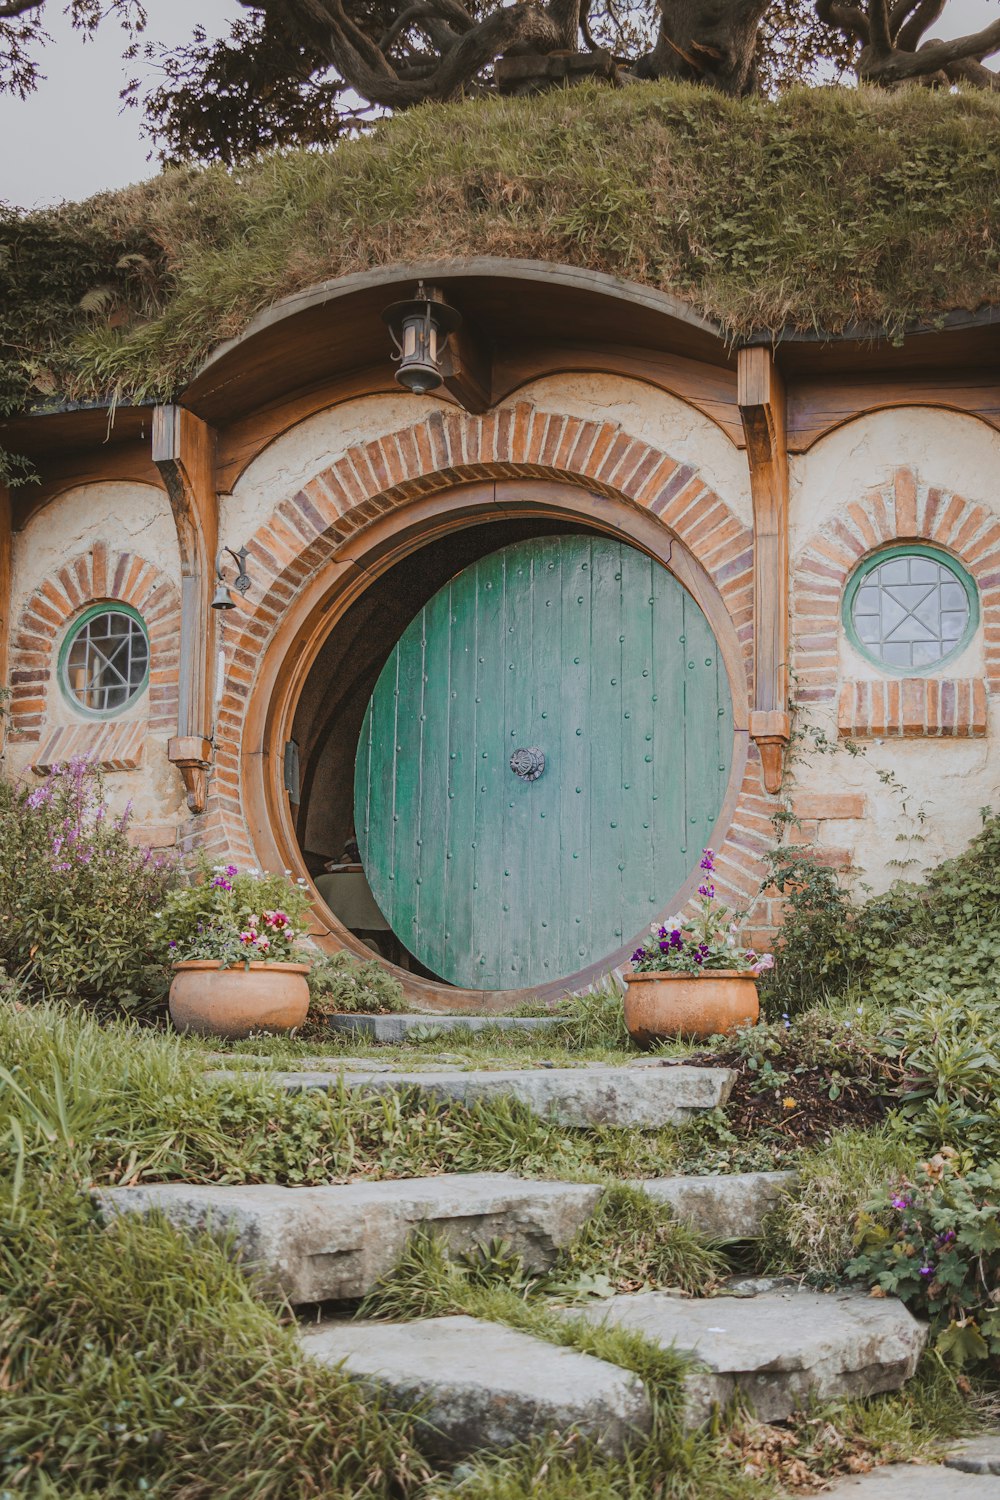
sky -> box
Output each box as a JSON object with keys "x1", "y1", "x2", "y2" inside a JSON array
[{"x1": 0, "y1": 0, "x2": 997, "y2": 208}]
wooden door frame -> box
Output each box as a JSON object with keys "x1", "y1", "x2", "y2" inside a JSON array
[{"x1": 241, "y1": 476, "x2": 750, "y2": 1012}]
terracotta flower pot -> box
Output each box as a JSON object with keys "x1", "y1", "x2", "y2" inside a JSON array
[
  {"x1": 169, "y1": 960, "x2": 311, "y2": 1040},
  {"x1": 621, "y1": 968, "x2": 759, "y2": 1046}
]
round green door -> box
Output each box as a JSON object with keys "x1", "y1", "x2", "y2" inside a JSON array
[{"x1": 355, "y1": 534, "x2": 733, "y2": 990}]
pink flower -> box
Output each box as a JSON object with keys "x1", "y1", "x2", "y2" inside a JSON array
[
  {"x1": 751, "y1": 953, "x2": 774, "y2": 975},
  {"x1": 255, "y1": 935, "x2": 271, "y2": 952},
  {"x1": 239, "y1": 929, "x2": 257, "y2": 945}
]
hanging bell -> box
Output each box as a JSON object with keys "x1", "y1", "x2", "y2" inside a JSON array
[{"x1": 211, "y1": 578, "x2": 236, "y2": 610}]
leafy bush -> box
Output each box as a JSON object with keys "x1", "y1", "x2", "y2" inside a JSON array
[
  {"x1": 848, "y1": 1152, "x2": 1000, "y2": 1370},
  {"x1": 0, "y1": 760, "x2": 176, "y2": 1015},
  {"x1": 883, "y1": 995, "x2": 1000, "y2": 1160},
  {"x1": 306, "y1": 950, "x2": 406, "y2": 1014},
  {"x1": 156, "y1": 862, "x2": 311, "y2": 967},
  {"x1": 762, "y1": 811, "x2": 1000, "y2": 1017}
]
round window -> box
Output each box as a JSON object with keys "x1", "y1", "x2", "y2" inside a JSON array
[
  {"x1": 843, "y1": 545, "x2": 978, "y2": 673},
  {"x1": 60, "y1": 604, "x2": 150, "y2": 717}
]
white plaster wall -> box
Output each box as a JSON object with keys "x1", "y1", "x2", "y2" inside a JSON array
[
  {"x1": 789, "y1": 407, "x2": 1000, "y2": 893},
  {"x1": 222, "y1": 393, "x2": 437, "y2": 545},
  {"x1": 10, "y1": 481, "x2": 180, "y2": 625},
  {"x1": 223, "y1": 376, "x2": 750, "y2": 547},
  {"x1": 6, "y1": 480, "x2": 186, "y2": 829}
]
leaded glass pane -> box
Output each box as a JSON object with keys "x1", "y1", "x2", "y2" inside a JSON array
[
  {"x1": 64, "y1": 610, "x2": 149, "y2": 714},
  {"x1": 849, "y1": 554, "x2": 971, "y2": 670}
]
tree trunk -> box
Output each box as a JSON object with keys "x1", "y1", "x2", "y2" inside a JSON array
[{"x1": 638, "y1": 0, "x2": 771, "y2": 94}]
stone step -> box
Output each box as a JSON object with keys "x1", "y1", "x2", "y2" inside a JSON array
[
  {"x1": 94, "y1": 1173, "x2": 603, "y2": 1304},
  {"x1": 561, "y1": 1287, "x2": 927, "y2": 1426},
  {"x1": 300, "y1": 1314, "x2": 651, "y2": 1459},
  {"x1": 326, "y1": 1012, "x2": 568, "y2": 1042},
  {"x1": 824, "y1": 1467, "x2": 1000, "y2": 1497},
  {"x1": 946, "y1": 1436, "x2": 1000, "y2": 1477},
  {"x1": 217, "y1": 1062, "x2": 736, "y2": 1128},
  {"x1": 632, "y1": 1171, "x2": 793, "y2": 1240}
]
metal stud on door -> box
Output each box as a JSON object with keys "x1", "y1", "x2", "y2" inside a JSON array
[{"x1": 355, "y1": 534, "x2": 733, "y2": 990}]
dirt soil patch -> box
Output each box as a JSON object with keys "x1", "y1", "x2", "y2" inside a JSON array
[{"x1": 678, "y1": 1027, "x2": 902, "y2": 1149}]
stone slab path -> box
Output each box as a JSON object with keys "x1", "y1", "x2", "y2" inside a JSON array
[
  {"x1": 301, "y1": 1314, "x2": 652, "y2": 1459},
  {"x1": 824, "y1": 1467, "x2": 1000, "y2": 1496},
  {"x1": 95, "y1": 1173, "x2": 602, "y2": 1303},
  {"x1": 946, "y1": 1436, "x2": 1000, "y2": 1476},
  {"x1": 326, "y1": 1013, "x2": 568, "y2": 1041},
  {"x1": 562, "y1": 1287, "x2": 927, "y2": 1425},
  {"x1": 217, "y1": 1062, "x2": 737, "y2": 1128}
]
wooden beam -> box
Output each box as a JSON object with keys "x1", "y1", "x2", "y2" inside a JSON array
[
  {"x1": 0, "y1": 484, "x2": 10, "y2": 755},
  {"x1": 739, "y1": 346, "x2": 790, "y2": 795},
  {"x1": 153, "y1": 406, "x2": 218, "y2": 813},
  {"x1": 441, "y1": 317, "x2": 492, "y2": 414}
]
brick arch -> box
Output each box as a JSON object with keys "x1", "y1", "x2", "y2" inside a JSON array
[
  {"x1": 7, "y1": 543, "x2": 182, "y2": 742},
  {"x1": 793, "y1": 466, "x2": 1000, "y2": 706},
  {"x1": 201, "y1": 403, "x2": 776, "y2": 951}
]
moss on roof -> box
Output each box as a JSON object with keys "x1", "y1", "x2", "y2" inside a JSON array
[{"x1": 2, "y1": 79, "x2": 1000, "y2": 444}]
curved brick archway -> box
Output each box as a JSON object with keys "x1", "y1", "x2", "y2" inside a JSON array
[
  {"x1": 793, "y1": 466, "x2": 1000, "y2": 708},
  {"x1": 7, "y1": 544, "x2": 182, "y2": 744},
  {"x1": 201, "y1": 404, "x2": 777, "y2": 990}
]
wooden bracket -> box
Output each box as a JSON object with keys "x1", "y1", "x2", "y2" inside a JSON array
[
  {"x1": 153, "y1": 406, "x2": 218, "y2": 813},
  {"x1": 0, "y1": 484, "x2": 10, "y2": 756},
  {"x1": 739, "y1": 346, "x2": 791, "y2": 795},
  {"x1": 441, "y1": 317, "x2": 492, "y2": 414}
]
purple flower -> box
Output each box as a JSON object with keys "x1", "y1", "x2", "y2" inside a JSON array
[
  {"x1": 698, "y1": 883, "x2": 715, "y2": 899},
  {"x1": 225, "y1": 864, "x2": 238, "y2": 877},
  {"x1": 935, "y1": 1230, "x2": 956, "y2": 1248},
  {"x1": 26, "y1": 786, "x2": 51, "y2": 809},
  {"x1": 659, "y1": 940, "x2": 670, "y2": 953},
  {"x1": 700, "y1": 849, "x2": 715, "y2": 871},
  {"x1": 657, "y1": 926, "x2": 668, "y2": 940},
  {"x1": 211, "y1": 876, "x2": 233, "y2": 892},
  {"x1": 631, "y1": 948, "x2": 646, "y2": 963},
  {"x1": 782, "y1": 1012, "x2": 791, "y2": 1030},
  {"x1": 669, "y1": 929, "x2": 683, "y2": 949},
  {"x1": 890, "y1": 1195, "x2": 911, "y2": 1211},
  {"x1": 919, "y1": 1264, "x2": 934, "y2": 1277},
  {"x1": 169, "y1": 940, "x2": 177, "y2": 950}
]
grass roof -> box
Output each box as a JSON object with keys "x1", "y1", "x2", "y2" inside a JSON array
[{"x1": 2, "y1": 79, "x2": 1000, "y2": 449}]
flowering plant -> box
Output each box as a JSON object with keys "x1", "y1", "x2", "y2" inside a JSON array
[
  {"x1": 0, "y1": 757, "x2": 177, "y2": 1013},
  {"x1": 627, "y1": 850, "x2": 773, "y2": 977},
  {"x1": 157, "y1": 863, "x2": 312, "y2": 969},
  {"x1": 847, "y1": 1150, "x2": 1000, "y2": 1370}
]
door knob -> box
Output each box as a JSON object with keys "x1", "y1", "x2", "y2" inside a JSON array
[{"x1": 509, "y1": 747, "x2": 545, "y2": 781}]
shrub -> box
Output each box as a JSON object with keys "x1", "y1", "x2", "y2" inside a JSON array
[
  {"x1": 306, "y1": 950, "x2": 406, "y2": 1014},
  {"x1": 883, "y1": 994, "x2": 1000, "y2": 1161},
  {"x1": 848, "y1": 1152, "x2": 1000, "y2": 1370},
  {"x1": 0, "y1": 760, "x2": 176, "y2": 1015},
  {"x1": 761, "y1": 811, "x2": 1000, "y2": 1017}
]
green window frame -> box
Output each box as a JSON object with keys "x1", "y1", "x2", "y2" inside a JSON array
[
  {"x1": 58, "y1": 602, "x2": 151, "y2": 720},
  {"x1": 842, "y1": 543, "x2": 979, "y2": 675}
]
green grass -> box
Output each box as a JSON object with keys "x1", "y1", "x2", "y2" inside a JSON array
[
  {"x1": 0, "y1": 999, "x2": 770, "y2": 1187},
  {"x1": 762, "y1": 1124, "x2": 917, "y2": 1279},
  {"x1": 3, "y1": 79, "x2": 1000, "y2": 460},
  {"x1": 0, "y1": 993, "x2": 990, "y2": 1497}
]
